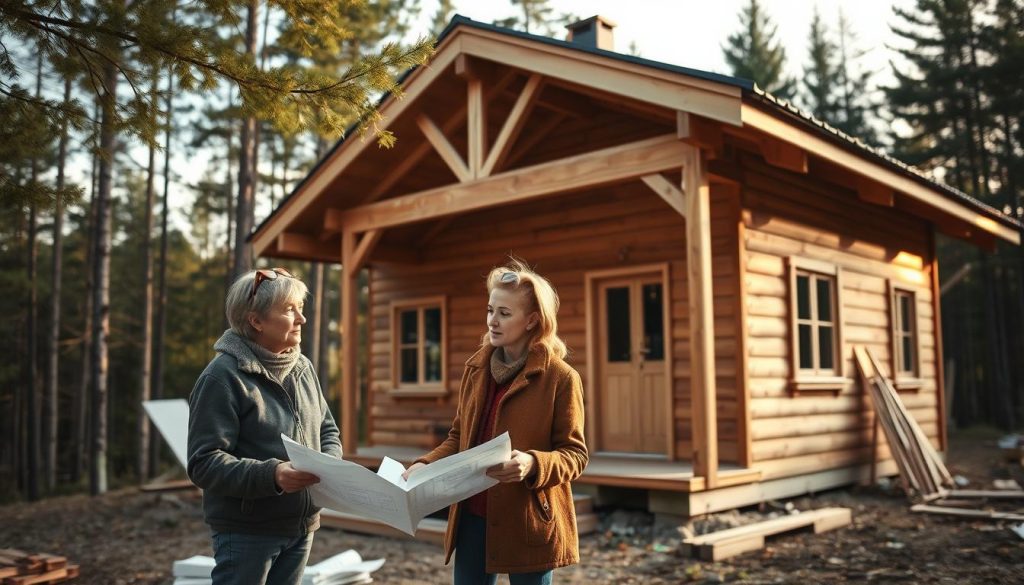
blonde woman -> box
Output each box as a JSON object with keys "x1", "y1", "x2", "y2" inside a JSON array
[
  {"x1": 403, "y1": 259, "x2": 589, "y2": 584},
  {"x1": 187, "y1": 267, "x2": 341, "y2": 585}
]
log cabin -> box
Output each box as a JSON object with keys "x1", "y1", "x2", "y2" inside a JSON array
[{"x1": 249, "y1": 15, "x2": 1023, "y2": 516}]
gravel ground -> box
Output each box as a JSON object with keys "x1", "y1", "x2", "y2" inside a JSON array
[{"x1": 2, "y1": 429, "x2": 1023, "y2": 584}]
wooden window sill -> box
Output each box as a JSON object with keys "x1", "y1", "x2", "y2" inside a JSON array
[
  {"x1": 893, "y1": 378, "x2": 925, "y2": 392},
  {"x1": 790, "y1": 376, "x2": 847, "y2": 395},
  {"x1": 388, "y1": 386, "x2": 448, "y2": 398}
]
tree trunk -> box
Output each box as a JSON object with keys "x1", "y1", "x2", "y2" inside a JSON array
[
  {"x1": 46, "y1": 75, "x2": 72, "y2": 490},
  {"x1": 90, "y1": 57, "x2": 119, "y2": 496},
  {"x1": 137, "y1": 72, "x2": 158, "y2": 483},
  {"x1": 232, "y1": 0, "x2": 260, "y2": 280},
  {"x1": 26, "y1": 52, "x2": 43, "y2": 501},
  {"x1": 151, "y1": 55, "x2": 174, "y2": 476}
]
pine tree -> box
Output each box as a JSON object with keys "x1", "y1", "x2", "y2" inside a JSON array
[
  {"x1": 801, "y1": 7, "x2": 841, "y2": 123},
  {"x1": 494, "y1": 0, "x2": 575, "y2": 37},
  {"x1": 833, "y1": 9, "x2": 880, "y2": 145},
  {"x1": 722, "y1": 0, "x2": 795, "y2": 100}
]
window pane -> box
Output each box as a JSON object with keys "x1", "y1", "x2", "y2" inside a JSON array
[
  {"x1": 400, "y1": 348, "x2": 418, "y2": 383},
  {"x1": 796, "y1": 275, "x2": 811, "y2": 320},
  {"x1": 424, "y1": 307, "x2": 441, "y2": 343},
  {"x1": 641, "y1": 284, "x2": 664, "y2": 361},
  {"x1": 400, "y1": 309, "x2": 418, "y2": 344},
  {"x1": 606, "y1": 287, "x2": 631, "y2": 362},
  {"x1": 899, "y1": 294, "x2": 912, "y2": 332},
  {"x1": 816, "y1": 278, "x2": 833, "y2": 322},
  {"x1": 424, "y1": 342, "x2": 442, "y2": 382},
  {"x1": 902, "y1": 336, "x2": 914, "y2": 373},
  {"x1": 818, "y1": 325, "x2": 834, "y2": 370},
  {"x1": 798, "y1": 324, "x2": 813, "y2": 369}
]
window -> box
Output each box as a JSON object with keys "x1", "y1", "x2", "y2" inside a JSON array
[
  {"x1": 788, "y1": 257, "x2": 844, "y2": 392},
  {"x1": 891, "y1": 286, "x2": 921, "y2": 386},
  {"x1": 391, "y1": 297, "x2": 446, "y2": 393}
]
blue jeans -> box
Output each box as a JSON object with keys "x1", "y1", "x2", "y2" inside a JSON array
[
  {"x1": 454, "y1": 512, "x2": 554, "y2": 585},
  {"x1": 210, "y1": 531, "x2": 314, "y2": 585}
]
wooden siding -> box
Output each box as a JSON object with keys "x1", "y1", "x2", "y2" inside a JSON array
[
  {"x1": 365, "y1": 179, "x2": 743, "y2": 463},
  {"x1": 738, "y1": 152, "x2": 941, "y2": 481}
]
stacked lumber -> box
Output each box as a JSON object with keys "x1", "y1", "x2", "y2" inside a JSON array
[
  {"x1": 681, "y1": 508, "x2": 851, "y2": 561},
  {"x1": 853, "y1": 346, "x2": 953, "y2": 500},
  {"x1": 0, "y1": 549, "x2": 79, "y2": 584},
  {"x1": 853, "y1": 346, "x2": 1024, "y2": 519}
]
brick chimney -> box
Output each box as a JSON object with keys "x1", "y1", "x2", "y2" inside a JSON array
[{"x1": 566, "y1": 15, "x2": 616, "y2": 51}]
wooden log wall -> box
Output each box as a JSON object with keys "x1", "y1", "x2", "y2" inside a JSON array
[
  {"x1": 366, "y1": 179, "x2": 743, "y2": 463},
  {"x1": 738, "y1": 151, "x2": 941, "y2": 480}
]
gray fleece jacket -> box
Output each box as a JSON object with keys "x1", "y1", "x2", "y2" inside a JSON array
[{"x1": 187, "y1": 330, "x2": 342, "y2": 536}]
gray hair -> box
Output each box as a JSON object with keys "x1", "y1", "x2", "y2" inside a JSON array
[{"x1": 225, "y1": 269, "x2": 310, "y2": 339}]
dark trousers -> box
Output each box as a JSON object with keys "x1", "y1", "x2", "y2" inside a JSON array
[
  {"x1": 453, "y1": 512, "x2": 554, "y2": 585},
  {"x1": 210, "y1": 530, "x2": 313, "y2": 585}
]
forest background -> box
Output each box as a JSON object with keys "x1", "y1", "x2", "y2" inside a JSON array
[{"x1": 2, "y1": 0, "x2": 1022, "y2": 503}]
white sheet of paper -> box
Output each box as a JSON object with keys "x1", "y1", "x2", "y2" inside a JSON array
[
  {"x1": 143, "y1": 399, "x2": 190, "y2": 469},
  {"x1": 282, "y1": 432, "x2": 512, "y2": 535}
]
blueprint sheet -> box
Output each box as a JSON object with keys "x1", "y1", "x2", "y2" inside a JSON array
[{"x1": 282, "y1": 432, "x2": 511, "y2": 534}]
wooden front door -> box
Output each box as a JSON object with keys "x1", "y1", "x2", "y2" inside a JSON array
[{"x1": 597, "y1": 275, "x2": 667, "y2": 454}]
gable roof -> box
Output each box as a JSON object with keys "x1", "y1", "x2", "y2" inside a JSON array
[{"x1": 251, "y1": 15, "x2": 1021, "y2": 252}]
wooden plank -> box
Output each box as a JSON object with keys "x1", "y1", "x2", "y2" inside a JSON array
[
  {"x1": 758, "y1": 135, "x2": 808, "y2": 174},
  {"x1": 677, "y1": 111, "x2": 724, "y2": 156},
  {"x1": 641, "y1": 173, "x2": 686, "y2": 219},
  {"x1": 685, "y1": 144, "x2": 718, "y2": 488},
  {"x1": 481, "y1": 74, "x2": 543, "y2": 177},
  {"x1": 350, "y1": 230, "x2": 382, "y2": 272},
  {"x1": 417, "y1": 114, "x2": 471, "y2": 183},
  {"x1": 467, "y1": 78, "x2": 485, "y2": 178},
  {"x1": 327, "y1": 134, "x2": 688, "y2": 233},
  {"x1": 683, "y1": 508, "x2": 851, "y2": 561},
  {"x1": 910, "y1": 504, "x2": 1024, "y2": 521},
  {"x1": 340, "y1": 230, "x2": 359, "y2": 452}
]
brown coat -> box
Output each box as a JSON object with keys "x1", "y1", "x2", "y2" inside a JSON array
[{"x1": 417, "y1": 343, "x2": 589, "y2": 574}]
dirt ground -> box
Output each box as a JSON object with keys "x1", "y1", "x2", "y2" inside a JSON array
[{"x1": 3, "y1": 429, "x2": 1023, "y2": 584}]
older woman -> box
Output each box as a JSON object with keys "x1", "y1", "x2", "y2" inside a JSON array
[
  {"x1": 187, "y1": 267, "x2": 342, "y2": 585},
  {"x1": 403, "y1": 259, "x2": 589, "y2": 585}
]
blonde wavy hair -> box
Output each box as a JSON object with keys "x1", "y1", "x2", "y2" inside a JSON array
[{"x1": 484, "y1": 258, "x2": 567, "y2": 360}]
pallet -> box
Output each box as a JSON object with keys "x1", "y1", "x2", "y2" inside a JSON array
[{"x1": 681, "y1": 508, "x2": 852, "y2": 561}]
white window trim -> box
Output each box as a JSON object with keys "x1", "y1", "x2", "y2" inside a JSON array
[
  {"x1": 390, "y1": 296, "x2": 447, "y2": 396},
  {"x1": 888, "y1": 281, "x2": 924, "y2": 392},
  {"x1": 787, "y1": 257, "x2": 845, "y2": 394}
]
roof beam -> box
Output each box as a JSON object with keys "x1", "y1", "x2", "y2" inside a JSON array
[
  {"x1": 741, "y1": 103, "x2": 1019, "y2": 244},
  {"x1": 326, "y1": 134, "x2": 687, "y2": 234},
  {"x1": 641, "y1": 173, "x2": 686, "y2": 219},
  {"x1": 677, "y1": 111, "x2": 724, "y2": 157},
  {"x1": 417, "y1": 114, "x2": 471, "y2": 183},
  {"x1": 481, "y1": 74, "x2": 543, "y2": 177}
]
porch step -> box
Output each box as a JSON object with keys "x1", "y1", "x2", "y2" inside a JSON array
[
  {"x1": 681, "y1": 507, "x2": 852, "y2": 561},
  {"x1": 321, "y1": 495, "x2": 598, "y2": 545}
]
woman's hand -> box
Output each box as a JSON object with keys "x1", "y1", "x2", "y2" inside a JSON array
[
  {"x1": 486, "y1": 450, "x2": 536, "y2": 483},
  {"x1": 274, "y1": 462, "x2": 320, "y2": 493},
  {"x1": 402, "y1": 462, "x2": 427, "y2": 481}
]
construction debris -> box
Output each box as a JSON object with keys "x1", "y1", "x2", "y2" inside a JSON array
[
  {"x1": 171, "y1": 549, "x2": 383, "y2": 584},
  {"x1": 680, "y1": 508, "x2": 851, "y2": 561},
  {"x1": 0, "y1": 549, "x2": 79, "y2": 584}
]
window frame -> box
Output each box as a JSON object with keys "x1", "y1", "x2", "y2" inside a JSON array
[
  {"x1": 389, "y1": 296, "x2": 447, "y2": 396},
  {"x1": 787, "y1": 257, "x2": 845, "y2": 394},
  {"x1": 888, "y1": 281, "x2": 924, "y2": 391}
]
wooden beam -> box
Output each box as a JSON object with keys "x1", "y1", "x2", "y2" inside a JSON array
[
  {"x1": 350, "y1": 229, "x2": 382, "y2": 272},
  {"x1": 417, "y1": 114, "x2": 471, "y2": 183},
  {"x1": 683, "y1": 144, "x2": 719, "y2": 489},
  {"x1": 275, "y1": 232, "x2": 339, "y2": 263},
  {"x1": 467, "y1": 78, "x2": 485, "y2": 178},
  {"x1": 742, "y1": 104, "x2": 1020, "y2": 244},
  {"x1": 481, "y1": 74, "x2": 543, "y2": 177},
  {"x1": 757, "y1": 135, "x2": 808, "y2": 174},
  {"x1": 641, "y1": 173, "x2": 686, "y2": 219},
  {"x1": 332, "y1": 134, "x2": 688, "y2": 233},
  {"x1": 858, "y1": 178, "x2": 895, "y2": 207},
  {"x1": 360, "y1": 69, "x2": 518, "y2": 207},
  {"x1": 677, "y1": 111, "x2": 724, "y2": 157},
  {"x1": 340, "y1": 229, "x2": 358, "y2": 453}
]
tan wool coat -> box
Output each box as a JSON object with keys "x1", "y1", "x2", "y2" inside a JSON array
[{"x1": 417, "y1": 343, "x2": 589, "y2": 574}]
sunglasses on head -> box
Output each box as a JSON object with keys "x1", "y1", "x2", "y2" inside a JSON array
[
  {"x1": 250, "y1": 267, "x2": 294, "y2": 300},
  {"x1": 499, "y1": 271, "x2": 519, "y2": 284}
]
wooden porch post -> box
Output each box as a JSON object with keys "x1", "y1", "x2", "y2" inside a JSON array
[
  {"x1": 340, "y1": 228, "x2": 358, "y2": 453},
  {"x1": 683, "y1": 145, "x2": 719, "y2": 488}
]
